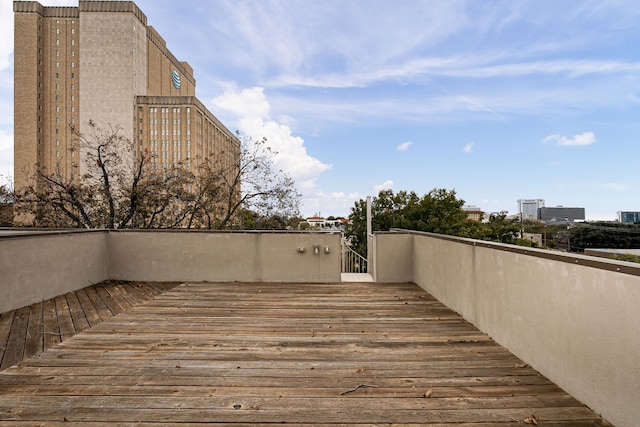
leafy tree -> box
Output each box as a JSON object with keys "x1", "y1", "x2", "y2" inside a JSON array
[
  {"x1": 481, "y1": 211, "x2": 520, "y2": 244},
  {"x1": 346, "y1": 188, "x2": 478, "y2": 256},
  {"x1": 347, "y1": 190, "x2": 528, "y2": 256},
  {"x1": 15, "y1": 121, "x2": 300, "y2": 229},
  {"x1": 611, "y1": 253, "x2": 640, "y2": 263},
  {"x1": 569, "y1": 222, "x2": 640, "y2": 251}
]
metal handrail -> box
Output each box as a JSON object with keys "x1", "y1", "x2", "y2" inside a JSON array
[{"x1": 341, "y1": 240, "x2": 368, "y2": 273}]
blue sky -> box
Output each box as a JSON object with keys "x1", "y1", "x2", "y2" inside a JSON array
[{"x1": 1, "y1": 0, "x2": 639, "y2": 219}]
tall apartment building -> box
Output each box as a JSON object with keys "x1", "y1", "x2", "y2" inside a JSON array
[
  {"x1": 14, "y1": 1, "x2": 239, "y2": 196},
  {"x1": 517, "y1": 199, "x2": 545, "y2": 220}
]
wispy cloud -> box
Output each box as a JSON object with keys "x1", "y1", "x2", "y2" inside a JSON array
[
  {"x1": 397, "y1": 141, "x2": 413, "y2": 151},
  {"x1": 374, "y1": 180, "x2": 394, "y2": 193},
  {"x1": 463, "y1": 142, "x2": 475, "y2": 154},
  {"x1": 543, "y1": 132, "x2": 596, "y2": 146}
]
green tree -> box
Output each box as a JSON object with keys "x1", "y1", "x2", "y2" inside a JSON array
[
  {"x1": 481, "y1": 211, "x2": 519, "y2": 244},
  {"x1": 346, "y1": 188, "x2": 477, "y2": 256},
  {"x1": 569, "y1": 222, "x2": 640, "y2": 251}
]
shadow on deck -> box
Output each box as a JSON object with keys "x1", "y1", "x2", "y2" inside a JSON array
[{"x1": 0, "y1": 281, "x2": 611, "y2": 425}]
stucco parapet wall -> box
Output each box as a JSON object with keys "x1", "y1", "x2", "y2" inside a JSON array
[
  {"x1": 0, "y1": 228, "x2": 107, "y2": 241},
  {"x1": 385, "y1": 228, "x2": 640, "y2": 277},
  {"x1": 14, "y1": 1, "x2": 79, "y2": 17},
  {"x1": 107, "y1": 229, "x2": 341, "y2": 235},
  {"x1": 136, "y1": 96, "x2": 240, "y2": 144}
]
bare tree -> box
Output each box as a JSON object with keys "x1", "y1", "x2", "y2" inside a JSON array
[
  {"x1": 0, "y1": 175, "x2": 14, "y2": 226},
  {"x1": 15, "y1": 122, "x2": 300, "y2": 229},
  {"x1": 213, "y1": 135, "x2": 300, "y2": 230}
]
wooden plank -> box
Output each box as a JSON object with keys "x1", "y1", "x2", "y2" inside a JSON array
[
  {"x1": 23, "y1": 301, "x2": 43, "y2": 360},
  {"x1": 53, "y1": 295, "x2": 75, "y2": 341},
  {"x1": 74, "y1": 288, "x2": 102, "y2": 327},
  {"x1": 0, "y1": 282, "x2": 611, "y2": 425},
  {"x1": 65, "y1": 292, "x2": 90, "y2": 334},
  {"x1": 93, "y1": 283, "x2": 125, "y2": 315},
  {"x1": 0, "y1": 307, "x2": 29, "y2": 370},
  {"x1": 112, "y1": 282, "x2": 142, "y2": 307},
  {"x1": 42, "y1": 298, "x2": 60, "y2": 351},
  {"x1": 83, "y1": 285, "x2": 114, "y2": 321},
  {"x1": 0, "y1": 311, "x2": 15, "y2": 368},
  {"x1": 102, "y1": 282, "x2": 135, "y2": 310}
]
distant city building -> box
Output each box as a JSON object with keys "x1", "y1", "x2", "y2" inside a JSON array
[
  {"x1": 618, "y1": 211, "x2": 640, "y2": 224},
  {"x1": 517, "y1": 199, "x2": 545, "y2": 220},
  {"x1": 304, "y1": 216, "x2": 349, "y2": 230},
  {"x1": 462, "y1": 205, "x2": 483, "y2": 222},
  {"x1": 539, "y1": 206, "x2": 585, "y2": 223}
]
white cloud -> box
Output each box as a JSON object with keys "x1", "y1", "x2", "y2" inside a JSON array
[
  {"x1": 212, "y1": 87, "x2": 331, "y2": 190},
  {"x1": 0, "y1": 1, "x2": 14, "y2": 72},
  {"x1": 463, "y1": 142, "x2": 475, "y2": 154},
  {"x1": 301, "y1": 191, "x2": 364, "y2": 217},
  {"x1": 374, "y1": 180, "x2": 393, "y2": 193},
  {"x1": 397, "y1": 141, "x2": 413, "y2": 151},
  {"x1": 0, "y1": 130, "x2": 14, "y2": 178},
  {"x1": 543, "y1": 131, "x2": 596, "y2": 146}
]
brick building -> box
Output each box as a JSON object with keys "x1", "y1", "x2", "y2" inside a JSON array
[{"x1": 13, "y1": 1, "x2": 238, "y2": 197}]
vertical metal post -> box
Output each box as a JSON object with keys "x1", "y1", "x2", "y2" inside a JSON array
[
  {"x1": 366, "y1": 196, "x2": 373, "y2": 277},
  {"x1": 366, "y1": 196, "x2": 372, "y2": 237}
]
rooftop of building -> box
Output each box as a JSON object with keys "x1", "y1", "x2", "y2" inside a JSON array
[
  {"x1": 0, "y1": 278, "x2": 611, "y2": 425},
  {"x1": 1, "y1": 228, "x2": 638, "y2": 426}
]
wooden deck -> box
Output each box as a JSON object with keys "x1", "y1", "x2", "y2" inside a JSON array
[{"x1": 0, "y1": 281, "x2": 611, "y2": 426}]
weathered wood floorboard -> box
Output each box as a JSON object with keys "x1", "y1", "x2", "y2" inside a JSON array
[
  {"x1": 0, "y1": 281, "x2": 179, "y2": 371},
  {"x1": 0, "y1": 281, "x2": 612, "y2": 425}
]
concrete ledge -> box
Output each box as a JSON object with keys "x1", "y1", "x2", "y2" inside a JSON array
[
  {"x1": 0, "y1": 229, "x2": 341, "y2": 313},
  {"x1": 0, "y1": 230, "x2": 109, "y2": 313},
  {"x1": 374, "y1": 229, "x2": 640, "y2": 427}
]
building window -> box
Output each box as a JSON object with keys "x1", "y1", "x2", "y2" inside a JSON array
[
  {"x1": 56, "y1": 50, "x2": 59, "y2": 56},
  {"x1": 56, "y1": 39, "x2": 60, "y2": 45},
  {"x1": 55, "y1": 62, "x2": 59, "y2": 68},
  {"x1": 56, "y1": 28, "x2": 60, "y2": 34},
  {"x1": 71, "y1": 40, "x2": 75, "y2": 46},
  {"x1": 71, "y1": 29, "x2": 75, "y2": 34},
  {"x1": 71, "y1": 106, "x2": 75, "y2": 112}
]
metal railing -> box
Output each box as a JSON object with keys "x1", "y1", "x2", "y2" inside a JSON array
[{"x1": 341, "y1": 240, "x2": 368, "y2": 273}]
